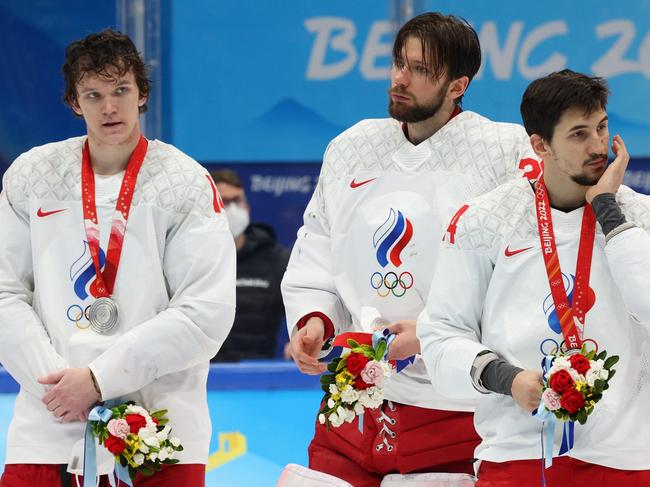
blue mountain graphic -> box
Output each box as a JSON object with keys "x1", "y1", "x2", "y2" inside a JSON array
[{"x1": 246, "y1": 98, "x2": 345, "y2": 159}]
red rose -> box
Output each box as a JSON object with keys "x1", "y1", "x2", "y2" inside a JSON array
[
  {"x1": 560, "y1": 389, "x2": 586, "y2": 414},
  {"x1": 569, "y1": 354, "x2": 591, "y2": 375},
  {"x1": 549, "y1": 369, "x2": 575, "y2": 394},
  {"x1": 346, "y1": 353, "x2": 370, "y2": 376},
  {"x1": 354, "y1": 377, "x2": 371, "y2": 390},
  {"x1": 152, "y1": 416, "x2": 159, "y2": 426},
  {"x1": 105, "y1": 435, "x2": 126, "y2": 455},
  {"x1": 125, "y1": 414, "x2": 147, "y2": 434}
]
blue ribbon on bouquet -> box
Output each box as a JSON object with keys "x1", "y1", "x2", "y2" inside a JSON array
[
  {"x1": 532, "y1": 356, "x2": 575, "y2": 485},
  {"x1": 374, "y1": 328, "x2": 416, "y2": 372},
  {"x1": 83, "y1": 404, "x2": 133, "y2": 487}
]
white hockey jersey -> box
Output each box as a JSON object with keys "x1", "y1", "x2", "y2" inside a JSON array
[
  {"x1": 0, "y1": 137, "x2": 236, "y2": 466},
  {"x1": 417, "y1": 177, "x2": 650, "y2": 469},
  {"x1": 282, "y1": 111, "x2": 540, "y2": 410}
]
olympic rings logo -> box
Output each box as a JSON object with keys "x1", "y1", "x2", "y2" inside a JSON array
[
  {"x1": 66, "y1": 304, "x2": 91, "y2": 330},
  {"x1": 370, "y1": 271, "x2": 413, "y2": 298},
  {"x1": 539, "y1": 338, "x2": 599, "y2": 356}
]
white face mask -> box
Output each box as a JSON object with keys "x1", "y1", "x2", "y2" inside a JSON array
[{"x1": 225, "y1": 202, "x2": 250, "y2": 238}]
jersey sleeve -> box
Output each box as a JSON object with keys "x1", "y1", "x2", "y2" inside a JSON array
[
  {"x1": 89, "y1": 171, "x2": 236, "y2": 400},
  {"x1": 281, "y1": 142, "x2": 349, "y2": 347},
  {"x1": 0, "y1": 159, "x2": 68, "y2": 397},
  {"x1": 603, "y1": 190, "x2": 650, "y2": 327},
  {"x1": 605, "y1": 227, "x2": 650, "y2": 326},
  {"x1": 416, "y1": 202, "x2": 497, "y2": 399}
]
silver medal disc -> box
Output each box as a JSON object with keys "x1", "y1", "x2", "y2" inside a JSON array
[{"x1": 88, "y1": 297, "x2": 119, "y2": 334}]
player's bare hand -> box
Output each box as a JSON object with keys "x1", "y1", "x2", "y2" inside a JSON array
[
  {"x1": 586, "y1": 135, "x2": 629, "y2": 203},
  {"x1": 39, "y1": 367, "x2": 100, "y2": 422},
  {"x1": 511, "y1": 370, "x2": 543, "y2": 413},
  {"x1": 383, "y1": 320, "x2": 420, "y2": 360},
  {"x1": 283, "y1": 341, "x2": 293, "y2": 360},
  {"x1": 290, "y1": 317, "x2": 328, "y2": 375}
]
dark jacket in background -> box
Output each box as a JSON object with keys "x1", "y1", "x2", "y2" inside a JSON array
[{"x1": 213, "y1": 222, "x2": 290, "y2": 362}]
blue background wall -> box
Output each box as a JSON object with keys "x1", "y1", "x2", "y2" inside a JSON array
[
  {"x1": 169, "y1": 0, "x2": 650, "y2": 161},
  {"x1": 2, "y1": 1, "x2": 647, "y2": 244}
]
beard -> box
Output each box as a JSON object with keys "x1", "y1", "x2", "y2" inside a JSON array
[
  {"x1": 388, "y1": 82, "x2": 449, "y2": 123},
  {"x1": 570, "y1": 173, "x2": 601, "y2": 186},
  {"x1": 570, "y1": 154, "x2": 609, "y2": 186}
]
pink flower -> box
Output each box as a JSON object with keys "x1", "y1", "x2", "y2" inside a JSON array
[
  {"x1": 542, "y1": 388, "x2": 562, "y2": 411},
  {"x1": 360, "y1": 361, "x2": 385, "y2": 386},
  {"x1": 107, "y1": 418, "x2": 130, "y2": 440}
]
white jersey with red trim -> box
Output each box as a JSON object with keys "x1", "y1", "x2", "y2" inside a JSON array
[
  {"x1": 0, "y1": 137, "x2": 236, "y2": 466},
  {"x1": 282, "y1": 111, "x2": 540, "y2": 410},
  {"x1": 417, "y1": 177, "x2": 650, "y2": 468}
]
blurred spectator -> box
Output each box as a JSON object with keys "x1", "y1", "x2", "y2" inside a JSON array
[{"x1": 211, "y1": 169, "x2": 291, "y2": 361}]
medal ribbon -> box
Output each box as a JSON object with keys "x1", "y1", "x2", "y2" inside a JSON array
[
  {"x1": 535, "y1": 176, "x2": 596, "y2": 350},
  {"x1": 81, "y1": 135, "x2": 148, "y2": 298}
]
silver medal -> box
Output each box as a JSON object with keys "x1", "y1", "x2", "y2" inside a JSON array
[{"x1": 88, "y1": 297, "x2": 119, "y2": 334}]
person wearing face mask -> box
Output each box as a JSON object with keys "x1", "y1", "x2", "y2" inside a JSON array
[{"x1": 210, "y1": 169, "x2": 291, "y2": 362}]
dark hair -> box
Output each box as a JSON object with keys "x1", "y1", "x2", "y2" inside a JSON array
[
  {"x1": 211, "y1": 169, "x2": 243, "y2": 189},
  {"x1": 521, "y1": 69, "x2": 609, "y2": 141},
  {"x1": 393, "y1": 12, "x2": 481, "y2": 103},
  {"x1": 63, "y1": 28, "x2": 150, "y2": 113}
]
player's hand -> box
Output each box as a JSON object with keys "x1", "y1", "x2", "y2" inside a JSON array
[
  {"x1": 283, "y1": 341, "x2": 293, "y2": 360},
  {"x1": 39, "y1": 367, "x2": 100, "y2": 422},
  {"x1": 511, "y1": 370, "x2": 543, "y2": 413},
  {"x1": 290, "y1": 317, "x2": 328, "y2": 375},
  {"x1": 383, "y1": 320, "x2": 420, "y2": 360},
  {"x1": 586, "y1": 135, "x2": 629, "y2": 203}
]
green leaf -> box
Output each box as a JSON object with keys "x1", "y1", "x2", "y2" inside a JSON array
[
  {"x1": 593, "y1": 379, "x2": 605, "y2": 394},
  {"x1": 347, "y1": 339, "x2": 359, "y2": 348},
  {"x1": 150, "y1": 409, "x2": 168, "y2": 419},
  {"x1": 607, "y1": 369, "x2": 616, "y2": 380},
  {"x1": 577, "y1": 409, "x2": 588, "y2": 425},
  {"x1": 604, "y1": 355, "x2": 619, "y2": 369},
  {"x1": 374, "y1": 340, "x2": 387, "y2": 361},
  {"x1": 596, "y1": 350, "x2": 607, "y2": 361},
  {"x1": 320, "y1": 374, "x2": 335, "y2": 385}
]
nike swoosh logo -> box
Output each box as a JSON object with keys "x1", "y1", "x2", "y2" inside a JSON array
[
  {"x1": 504, "y1": 245, "x2": 533, "y2": 257},
  {"x1": 37, "y1": 207, "x2": 67, "y2": 218},
  {"x1": 350, "y1": 177, "x2": 376, "y2": 188}
]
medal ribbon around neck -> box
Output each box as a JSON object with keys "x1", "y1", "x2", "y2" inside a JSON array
[
  {"x1": 535, "y1": 176, "x2": 596, "y2": 351},
  {"x1": 81, "y1": 135, "x2": 148, "y2": 298}
]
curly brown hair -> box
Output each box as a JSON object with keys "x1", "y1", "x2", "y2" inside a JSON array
[{"x1": 62, "y1": 28, "x2": 151, "y2": 113}]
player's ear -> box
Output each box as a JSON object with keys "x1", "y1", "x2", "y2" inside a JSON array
[{"x1": 530, "y1": 134, "x2": 550, "y2": 160}]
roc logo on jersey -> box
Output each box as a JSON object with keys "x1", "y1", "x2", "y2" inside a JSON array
[
  {"x1": 66, "y1": 241, "x2": 107, "y2": 329},
  {"x1": 540, "y1": 272, "x2": 598, "y2": 355},
  {"x1": 370, "y1": 208, "x2": 414, "y2": 298}
]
